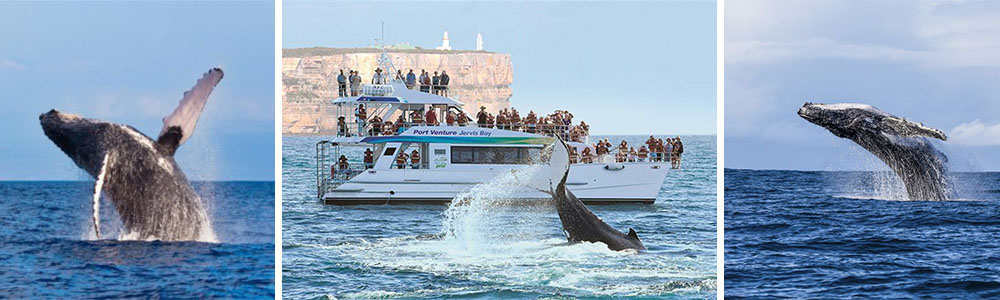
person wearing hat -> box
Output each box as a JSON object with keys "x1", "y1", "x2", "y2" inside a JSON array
[
  {"x1": 337, "y1": 116, "x2": 348, "y2": 137},
  {"x1": 372, "y1": 68, "x2": 384, "y2": 84},
  {"x1": 337, "y1": 70, "x2": 347, "y2": 97},
  {"x1": 476, "y1": 106, "x2": 489, "y2": 127},
  {"x1": 395, "y1": 70, "x2": 404, "y2": 82}
]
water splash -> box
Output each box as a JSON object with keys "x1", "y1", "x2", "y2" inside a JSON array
[
  {"x1": 91, "y1": 152, "x2": 111, "y2": 239},
  {"x1": 440, "y1": 165, "x2": 549, "y2": 252}
]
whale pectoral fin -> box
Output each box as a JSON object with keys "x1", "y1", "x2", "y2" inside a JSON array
[
  {"x1": 883, "y1": 116, "x2": 947, "y2": 141},
  {"x1": 627, "y1": 228, "x2": 640, "y2": 241},
  {"x1": 157, "y1": 68, "x2": 224, "y2": 152}
]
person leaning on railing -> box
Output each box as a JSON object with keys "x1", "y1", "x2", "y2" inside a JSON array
[
  {"x1": 337, "y1": 116, "x2": 347, "y2": 137},
  {"x1": 476, "y1": 106, "x2": 489, "y2": 127},
  {"x1": 419, "y1": 70, "x2": 430, "y2": 93},
  {"x1": 363, "y1": 148, "x2": 374, "y2": 169},
  {"x1": 525, "y1": 111, "x2": 537, "y2": 133},
  {"x1": 458, "y1": 111, "x2": 469, "y2": 126},
  {"x1": 445, "y1": 111, "x2": 456, "y2": 126},
  {"x1": 382, "y1": 121, "x2": 394, "y2": 136},
  {"x1": 582, "y1": 147, "x2": 594, "y2": 164},
  {"x1": 370, "y1": 116, "x2": 383, "y2": 136},
  {"x1": 395, "y1": 151, "x2": 408, "y2": 169},
  {"x1": 439, "y1": 70, "x2": 450, "y2": 97},
  {"x1": 425, "y1": 109, "x2": 438, "y2": 126}
]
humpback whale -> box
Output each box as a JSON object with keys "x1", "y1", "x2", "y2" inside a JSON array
[
  {"x1": 536, "y1": 139, "x2": 646, "y2": 251},
  {"x1": 798, "y1": 102, "x2": 952, "y2": 200},
  {"x1": 40, "y1": 68, "x2": 224, "y2": 241}
]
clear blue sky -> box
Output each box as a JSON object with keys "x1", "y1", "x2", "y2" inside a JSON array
[
  {"x1": 726, "y1": 0, "x2": 1000, "y2": 171},
  {"x1": 0, "y1": 2, "x2": 275, "y2": 181},
  {"x1": 284, "y1": 1, "x2": 717, "y2": 135}
]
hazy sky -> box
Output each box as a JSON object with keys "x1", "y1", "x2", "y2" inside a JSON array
[
  {"x1": 284, "y1": 1, "x2": 717, "y2": 135},
  {"x1": 726, "y1": 0, "x2": 1000, "y2": 171},
  {"x1": 0, "y1": 2, "x2": 275, "y2": 181}
]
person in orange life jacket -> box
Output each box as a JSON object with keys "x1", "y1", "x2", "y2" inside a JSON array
[
  {"x1": 638, "y1": 145, "x2": 649, "y2": 162},
  {"x1": 457, "y1": 111, "x2": 469, "y2": 126},
  {"x1": 370, "y1": 116, "x2": 383, "y2": 136},
  {"x1": 338, "y1": 155, "x2": 350, "y2": 178},
  {"x1": 619, "y1": 140, "x2": 628, "y2": 153},
  {"x1": 394, "y1": 115, "x2": 406, "y2": 134},
  {"x1": 425, "y1": 109, "x2": 438, "y2": 126},
  {"x1": 410, "y1": 149, "x2": 420, "y2": 169},
  {"x1": 355, "y1": 104, "x2": 367, "y2": 136},
  {"x1": 569, "y1": 146, "x2": 579, "y2": 164},
  {"x1": 628, "y1": 147, "x2": 637, "y2": 162},
  {"x1": 411, "y1": 109, "x2": 424, "y2": 125},
  {"x1": 510, "y1": 108, "x2": 521, "y2": 131},
  {"x1": 486, "y1": 113, "x2": 495, "y2": 128},
  {"x1": 496, "y1": 111, "x2": 507, "y2": 130},
  {"x1": 525, "y1": 111, "x2": 537, "y2": 133},
  {"x1": 395, "y1": 151, "x2": 407, "y2": 169},
  {"x1": 364, "y1": 148, "x2": 374, "y2": 169}
]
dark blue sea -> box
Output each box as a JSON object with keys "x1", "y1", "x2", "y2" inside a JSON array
[
  {"x1": 0, "y1": 181, "x2": 275, "y2": 298},
  {"x1": 283, "y1": 135, "x2": 717, "y2": 299},
  {"x1": 725, "y1": 169, "x2": 1000, "y2": 299}
]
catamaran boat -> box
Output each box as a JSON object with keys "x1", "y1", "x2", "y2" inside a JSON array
[{"x1": 315, "y1": 49, "x2": 671, "y2": 205}]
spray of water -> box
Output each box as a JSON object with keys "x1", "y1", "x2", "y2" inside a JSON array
[
  {"x1": 90, "y1": 152, "x2": 111, "y2": 239},
  {"x1": 440, "y1": 165, "x2": 549, "y2": 252}
]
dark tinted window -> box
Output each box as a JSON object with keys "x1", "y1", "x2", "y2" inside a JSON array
[
  {"x1": 451, "y1": 146, "x2": 542, "y2": 164},
  {"x1": 383, "y1": 147, "x2": 396, "y2": 156}
]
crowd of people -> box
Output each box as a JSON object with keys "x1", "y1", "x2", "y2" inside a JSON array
[
  {"x1": 474, "y1": 107, "x2": 589, "y2": 141},
  {"x1": 569, "y1": 136, "x2": 684, "y2": 169},
  {"x1": 336, "y1": 68, "x2": 450, "y2": 97}
]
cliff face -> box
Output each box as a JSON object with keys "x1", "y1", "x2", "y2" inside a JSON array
[{"x1": 282, "y1": 48, "x2": 513, "y2": 134}]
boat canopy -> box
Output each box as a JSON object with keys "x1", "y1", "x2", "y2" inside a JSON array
[{"x1": 332, "y1": 81, "x2": 463, "y2": 109}]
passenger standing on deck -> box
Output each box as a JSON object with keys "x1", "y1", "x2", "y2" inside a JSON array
[
  {"x1": 510, "y1": 108, "x2": 521, "y2": 131},
  {"x1": 525, "y1": 111, "x2": 537, "y2": 133},
  {"x1": 337, "y1": 70, "x2": 348, "y2": 97},
  {"x1": 425, "y1": 109, "x2": 438, "y2": 126},
  {"x1": 410, "y1": 149, "x2": 421, "y2": 169},
  {"x1": 440, "y1": 70, "x2": 450, "y2": 97},
  {"x1": 419, "y1": 70, "x2": 430, "y2": 93},
  {"x1": 372, "y1": 68, "x2": 384, "y2": 84},
  {"x1": 619, "y1": 140, "x2": 628, "y2": 153},
  {"x1": 457, "y1": 111, "x2": 469, "y2": 126},
  {"x1": 411, "y1": 109, "x2": 424, "y2": 125},
  {"x1": 363, "y1": 148, "x2": 374, "y2": 169},
  {"x1": 406, "y1": 69, "x2": 416, "y2": 90},
  {"x1": 674, "y1": 137, "x2": 684, "y2": 169},
  {"x1": 445, "y1": 110, "x2": 456, "y2": 126},
  {"x1": 395, "y1": 151, "x2": 407, "y2": 169},
  {"x1": 487, "y1": 113, "x2": 495, "y2": 128},
  {"x1": 638, "y1": 145, "x2": 648, "y2": 162},
  {"x1": 350, "y1": 70, "x2": 361, "y2": 96},
  {"x1": 337, "y1": 116, "x2": 347, "y2": 137},
  {"x1": 395, "y1": 70, "x2": 404, "y2": 81},
  {"x1": 569, "y1": 147, "x2": 579, "y2": 164},
  {"x1": 476, "y1": 106, "x2": 489, "y2": 127},
  {"x1": 431, "y1": 71, "x2": 440, "y2": 95},
  {"x1": 338, "y1": 155, "x2": 350, "y2": 174},
  {"x1": 355, "y1": 104, "x2": 367, "y2": 136},
  {"x1": 395, "y1": 115, "x2": 406, "y2": 134},
  {"x1": 582, "y1": 147, "x2": 594, "y2": 163},
  {"x1": 382, "y1": 121, "x2": 394, "y2": 136},
  {"x1": 370, "y1": 116, "x2": 383, "y2": 136},
  {"x1": 496, "y1": 110, "x2": 507, "y2": 130}
]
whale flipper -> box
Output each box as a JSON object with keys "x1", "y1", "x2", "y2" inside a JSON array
[
  {"x1": 883, "y1": 117, "x2": 947, "y2": 141},
  {"x1": 158, "y1": 68, "x2": 224, "y2": 154}
]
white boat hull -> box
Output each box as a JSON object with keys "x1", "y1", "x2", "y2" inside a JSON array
[{"x1": 322, "y1": 162, "x2": 670, "y2": 205}]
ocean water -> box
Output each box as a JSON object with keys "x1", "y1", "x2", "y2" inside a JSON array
[
  {"x1": 0, "y1": 181, "x2": 275, "y2": 298},
  {"x1": 282, "y1": 135, "x2": 717, "y2": 299},
  {"x1": 725, "y1": 169, "x2": 1000, "y2": 299}
]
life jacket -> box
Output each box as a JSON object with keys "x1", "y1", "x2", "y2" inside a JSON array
[
  {"x1": 364, "y1": 152, "x2": 373, "y2": 163},
  {"x1": 395, "y1": 154, "x2": 406, "y2": 165},
  {"x1": 410, "y1": 151, "x2": 420, "y2": 164},
  {"x1": 356, "y1": 107, "x2": 367, "y2": 119}
]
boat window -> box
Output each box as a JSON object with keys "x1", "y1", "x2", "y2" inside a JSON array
[
  {"x1": 434, "y1": 149, "x2": 446, "y2": 155},
  {"x1": 383, "y1": 147, "x2": 396, "y2": 156},
  {"x1": 451, "y1": 146, "x2": 543, "y2": 164}
]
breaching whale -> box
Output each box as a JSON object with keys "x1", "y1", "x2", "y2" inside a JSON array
[
  {"x1": 40, "y1": 68, "x2": 224, "y2": 241},
  {"x1": 535, "y1": 139, "x2": 646, "y2": 251},
  {"x1": 798, "y1": 102, "x2": 951, "y2": 200}
]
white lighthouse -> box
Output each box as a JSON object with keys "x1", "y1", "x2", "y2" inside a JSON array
[
  {"x1": 476, "y1": 33, "x2": 483, "y2": 51},
  {"x1": 435, "y1": 31, "x2": 452, "y2": 51}
]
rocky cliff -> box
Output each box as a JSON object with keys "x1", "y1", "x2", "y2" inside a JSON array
[{"x1": 282, "y1": 48, "x2": 513, "y2": 134}]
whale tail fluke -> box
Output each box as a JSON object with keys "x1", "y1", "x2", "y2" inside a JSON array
[{"x1": 157, "y1": 68, "x2": 224, "y2": 154}]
